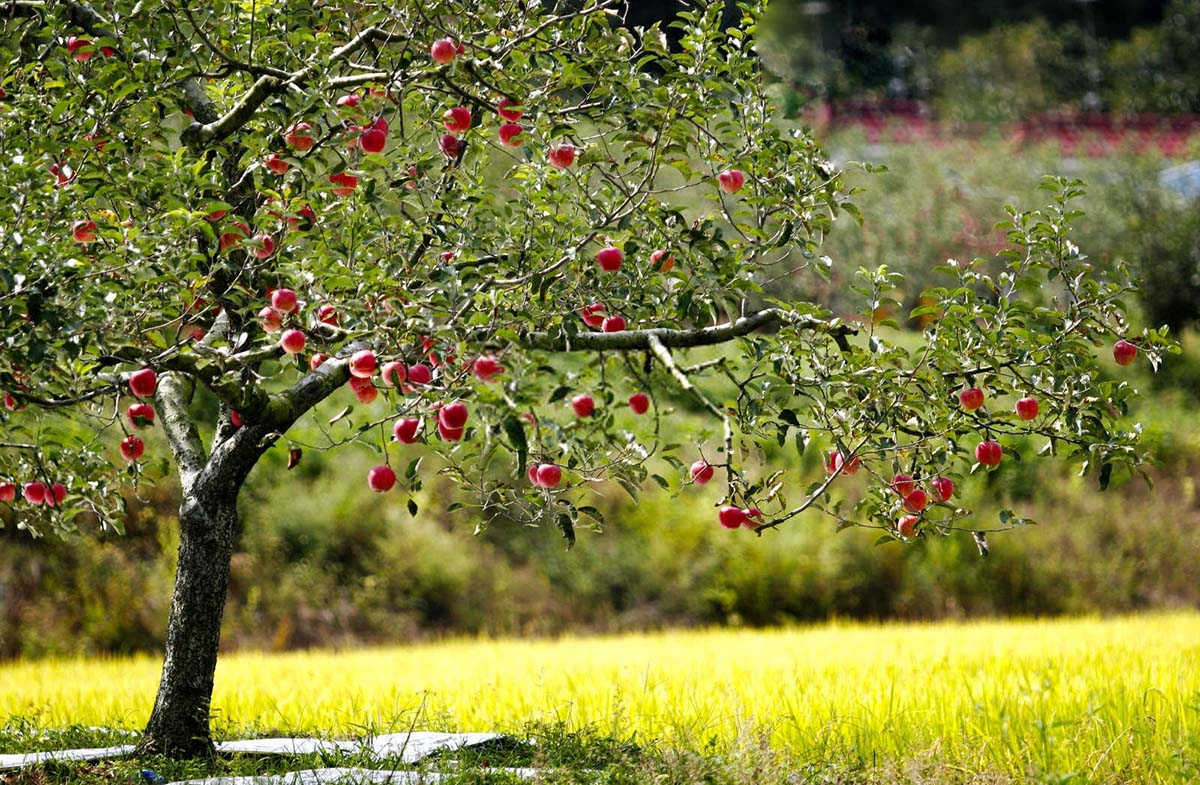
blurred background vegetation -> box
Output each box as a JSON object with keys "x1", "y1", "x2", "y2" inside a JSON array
[{"x1": 3, "y1": 0, "x2": 1200, "y2": 658}]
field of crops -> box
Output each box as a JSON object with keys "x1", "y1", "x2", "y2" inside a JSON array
[{"x1": 4, "y1": 613, "x2": 1199, "y2": 780}]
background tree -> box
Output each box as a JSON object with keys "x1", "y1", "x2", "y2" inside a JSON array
[{"x1": 0, "y1": 0, "x2": 1171, "y2": 759}]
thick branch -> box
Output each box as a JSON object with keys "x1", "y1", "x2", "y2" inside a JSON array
[{"x1": 155, "y1": 372, "x2": 207, "y2": 490}]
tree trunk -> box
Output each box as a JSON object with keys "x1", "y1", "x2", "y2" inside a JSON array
[{"x1": 137, "y1": 489, "x2": 239, "y2": 758}]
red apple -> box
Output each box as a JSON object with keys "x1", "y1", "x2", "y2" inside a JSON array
[
  {"x1": 393, "y1": 418, "x2": 421, "y2": 444},
  {"x1": 548, "y1": 144, "x2": 576, "y2": 168},
  {"x1": 280, "y1": 329, "x2": 306, "y2": 354},
  {"x1": 128, "y1": 368, "x2": 157, "y2": 398},
  {"x1": 717, "y1": 168, "x2": 745, "y2": 193},
  {"x1": 271, "y1": 288, "x2": 298, "y2": 313},
  {"x1": 1015, "y1": 397, "x2": 1039, "y2": 420},
  {"x1": 3, "y1": 392, "x2": 16, "y2": 410},
  {"x1": 285, "y1": 122, "x2": 314, "y2": 151},
  {"x1": 336, "y1": 94, "x2": 360, "y2": 108},
  {"x1": 120, "y1": 434, "x2": 145, "y2": 462},
  {"x1": 66, "y1": 36, "x2": 92, "y2": 61},
  {"x1": 629, "y1": 392, "x2": 650, "y2": 414},
  {"x1": 439, "y1": 133, "x2": 463, "y2": 158},
  {"x1": 0, "y1": 482, "x2": 14, "y2": 503},
  {"x1": 72, "y1": 219, "x2": 97, "y2": 244},
  {"x1": 1113, "y1": 340, "x2": 1138, "y2": 366},
  {"x1": 497, "y1": 97, "x2": 523, "y2": 121},
  {"x1": 367, "y1": 465, "x2": 396, "y2": 492},
  {"x1": 892, "y1": 473, "x2": 915, "y2": 497},
  {"x1": 601, "y1": 315, "x2": 626, "y2": 333},
  {"x1": 381, "y1": 361, "x2": 407, "y2": 387},
  {"x1": 437, "y1": 420, "x2": 464, "y2": 441},
  {"x1": 309, "y1": 353, "x2": 328, "y2": 370},
  {"x1": 360, "y1": 125, "x2": 387, "y2": 153},
  {"x1": 316, "y1": 304, "x2": 339, "y2": 326},
  {"x1": 230, "y1": 410, "x2": 243, "y2": 428},
  {"x1": 897, "y1": 514, "x2": 919, "y2": 538},
  {"x1": 959, "y1": 387, "x2": 985, "y2": 411},
  {"x1": 690, "y1": 460, "x2": 714, "y2": 485},
  {"x1": 259, "y1": 305, "x2": 282, "y2": 332},
  {"x1": 743, "y1": 508, "x2": 763, "y2": 529},
  {"x1": 932, "y1": 476, "x2": 955, "y2": 502},
  {"x1": 825, "y1": 450, "x2": 861, "y2": 476},
  {"x1": 473, "y1": 355, "x2": 503, "y2": 380},
  {"x1": 407, "y1": 363, "x2": 433, "y2": 385},
  {"x1": 596, "y1": 246, "x2": 624, "y2": 272},
  {"x1": 252, "y1": 234, "x2": 275, "y2": 259},
  {"x1": 536, "y1": 463, "x2": 562, "y2": 488},
  {"x1": 355, "y1": 385, "x2": 378, "y2": 404},
  {"x1": 650, "y1": 249, "x2": 675, "y2": 273},
  {"x1": 903, "y1": 488, "x2": 928, "y2": 513},
  {"x1": 571, "y1": 393, "x2": 595, "y2": 417},
  {"x1": 23, "y1": 482, "x2": 46, "y2": 505},
  {"x1": 350, "y1": 349, "x2": 377, "y2": 378},
  {"x1": 581, "y1": 303, "x2": 606, "y2": 328},
  {"x1": 976, "y1": 440, "x2": 1003, "y2": 467},
  {"x1": 443, "y1": 106, "x2": 471, "y2": 133},
  {"x1": 329, "y1": 171, "x2": 358, "y2": 196},
  {"x1": 498, "y1": 122, "x2": 524, "y2": 147},
  {"x1": 430, "y1": 37, "x2": 457, "y2": 64},
  {"x1": 718, "y1": 505, "x2": 748, "y2": 529},
  {"x1": 439, "y1": 400, "x2": 469, "y2": 429},
  {"x1": 127, "y1": 403, "x2": 155, "y2": 428},
  {"x1": 219, "y1": 232, "x2": 243, "y2": 252},
  {"x1": 48, "y1": 482, "x2": 67, "y2": 507},
  {"x1": 264, "y1": 154, "x2": 289, "y2": 175}
]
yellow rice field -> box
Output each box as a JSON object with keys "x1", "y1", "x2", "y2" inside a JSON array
[{"x1": 3, "y1": 613, "x2": 1199, "y2": 777}]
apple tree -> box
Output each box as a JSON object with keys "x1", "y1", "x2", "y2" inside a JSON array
[{"x1": 0, "y1": 0, "x2": 1171, "y2": 758}]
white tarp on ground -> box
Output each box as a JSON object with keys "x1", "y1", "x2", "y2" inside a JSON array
[
  {"x1": 0, "y1": 732, "x2": 510, "y2": 772},
  {"x1": 166, "y1": 767, "x2": 540, "y2": 784}
]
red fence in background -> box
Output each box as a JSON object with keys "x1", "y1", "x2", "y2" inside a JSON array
[{"x1": 805, "y1": 99, "x2": 1200, "y2": 157}]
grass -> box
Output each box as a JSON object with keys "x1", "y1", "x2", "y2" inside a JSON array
[{"x1": 3, "y1": 613, "x2": 1199, "y2": 783}]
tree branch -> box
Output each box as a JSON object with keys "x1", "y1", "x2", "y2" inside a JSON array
[{"x1": 154, "y1": 372, "x2": 207, "y2": 490}]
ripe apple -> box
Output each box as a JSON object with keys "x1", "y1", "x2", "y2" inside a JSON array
[
  {"x1": 932, "y1": 475, "x2": 955, "y2": 502},
  {"x1": 381, "y1": 361, "x2": 407, "y2": 387},
  {"x1": 127, "y1": 403, "x2": 155, "y2": 428},
  {"x1": 975, "y1": 440, "x2": 1003, "y2": 467},
  {"x1": 1015, "y1": 397, "x2": 1039, "y2": 420},
  {"x1": 571, "y1": 393, "x2": 595, "y2": 417},
  {"x1": 1113, "y1": 340, "x2": 1138, "y2": 366},
  {"x1": 958, "y1": 387, "x2": 985, "y2": 411},
  {"x1": 329, "y1": 171, "x2": 358, "y2": 196},
  {"x1": 439, "y1": 133, "x2": 463, "y2": 158},
  {"x1": 443, "y1": 106, "x2": 471, "y2": 133},
  {"x1": 367, "y1": 465, "x2": 396, "y2": 492},
  {"x1": 536, "y1": 463, "x2": 562, "y2": 488},
  {"x1": 252, "y1": 234, "x2": 275, "y2": 259},
  {"x1": 355, "y1": 384, "x2": 378, "y2": 404},
  {"x1": 128, "y1": 368, "x2": 157, "y2": 398},
  {"x1": 601, "y1": 315, "x2": 626, "y2": 333},
  {"x1": 66, "y1": 36, "x2": 92, "y2": 61},
  {"x1": 903, "y1": 488, "x2": 928, "y2": 513},
  {"x1": 497, "y1": 97, "x2": 523, "y2": 121},
  {"x1": 742, "y1": 508, "x2": 763, "y2": 529},
  {"x1": 259, "y1": 306, "x2": 282, "y2": 332},
  {"x1": 219, "y1": 231, "x2": 243, "y2": 252},
  {"x1": 581, "y1": 303, "x2": 606, "y2": 328},
  {"x1": 264, "y1": 154, "x2": 289, "y2": 175},
  {"x1": 825, "y1": 450, "x2": 861, "y2": 476},
  {"x1": 349, "y1": 350, "x2": 377, "y2": 378},
  {"x1": 439, "y1": 401, "x2": 469, "y2": 429},
  {"x1": 337, "y1": 94, "x2": 359, "y2": 108},
  {"x1": 897, "y1": 514, "x2": 919, "y2": 537},
  {"x1": 649, "y1": 249, "x2": 675, "y2": 273},
  {"x1": 892, "y1": 473, "x2": 915, "y2": 497},
  {"x1": 498, "y1": 122, "x2": 524, "y2": 147},
  {"x1": 437, "y1": 420, "x2": 464, "y2": 441},
  {"x1": 0, "y1": 482, "x2": 14, "y2": 503},
  {"x1": 548, "y1": 144, "x2": 576, "y2": 168},
  {"x1": 72, "y1": 219, "x2": 97, "y2": 243},
  {"x1": 309, "y1": 353, "x2": 327, "y2": 370},
  {"x1": 596, "y1": 246, "x2": 624, "y2": 272},
  {"x1": 394, "y1": 418, "x2": 421, "y2": 444},
  {"x1": 271, "y1": 288, "x2": 298, "y2": 313},
  {"x1": 473, "y1": 355, "x2": 503, "y2": 380},
  {"x1": 407, "y1": 363, "x2": 433, "y2": 385},
  {"x1": 360, "y1": 124, "x2": 387, "y2": 153},
  {"x1": 230, "y1": 410, "x2": 243, "y2": 428},
  {"x1": 285, "y1": 122, "x2": 314, "y2": 151},
  {"x1": 280, "y1": 329, "x2": 306, "y2": 354},
  {"x1": 430, "y1": 37, "x2": 457, "y2": 64},
  {"x1": 690, "y1": 460, "x2": 714, "y2": 484},
  {"x1": 23, "y1": 482, "x2": 46, "y2": 505},
  {"x1": 47, "y1": 482, "x2": 66, "y2": 507},
  {"x1": 718, "y1": 506, "x2": 748, "y2": 529},
  {"x1": 629, "y1": 392, "x2": 650, "y2": 414},
  {"x1": 316, "y1": 304, "x2": 339, "y2": 326},
  {"x1": 120, "y1": 434, "x2": 145, "y2": 462},
  {"x1": 717, "y1": 168, "x2": 745, "y2": 193}
]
